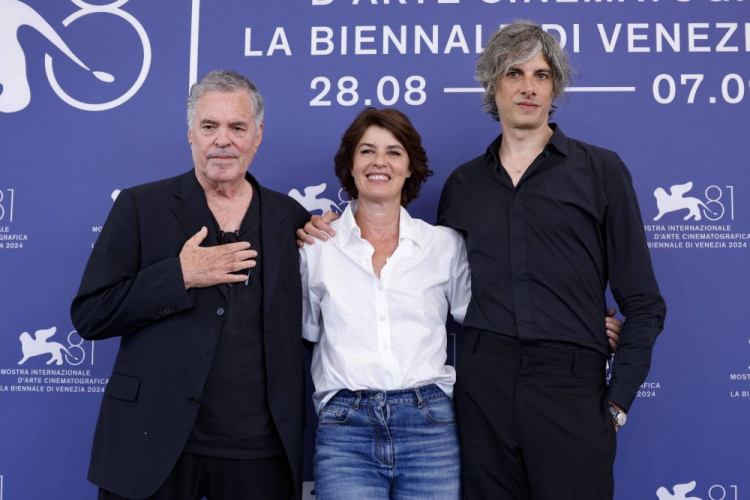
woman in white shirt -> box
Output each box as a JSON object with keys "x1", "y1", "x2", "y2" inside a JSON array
[{"x1": 300, "y1": 108, "x2": 469, "y2": 499}]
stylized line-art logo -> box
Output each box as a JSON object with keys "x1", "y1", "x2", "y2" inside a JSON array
[
  {"x1": 289, "y1": 182, "x2": 350, "y2": 215},
  {"x1": 0, "y1": 0, "x2": 151, "y2": 113},
  {"x1": 18, "y1": 326, "x2": 80, "y2": 366},
  {"x1": 653, "y1": 182, "x2": 716, "y2": 221},
  {"x1": 656, "y1": 481, "x2": 703, "y2": 500}
]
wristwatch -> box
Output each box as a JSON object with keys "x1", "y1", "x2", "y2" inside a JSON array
[{"x1": 608, "y1": 404, "x2": 627, "y2": 428}]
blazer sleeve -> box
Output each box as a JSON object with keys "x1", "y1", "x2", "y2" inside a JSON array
[{"x1": 70, "y1": 189, "x2": 193, "y2": 340}]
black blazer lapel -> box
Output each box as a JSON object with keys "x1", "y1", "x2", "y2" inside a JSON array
[
  {"x1": 258, "y1": 184, "x2": 291, "y2": 315},
  {"x1": 172, "y1": 171, "x2": 215, "y2": 240},
  {"x1": 171, "y1": 171, "x2": 229, "y2": 302}
]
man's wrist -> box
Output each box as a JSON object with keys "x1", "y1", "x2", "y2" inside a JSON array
[{"x1": 608, "y1": 402, "x2": 627, "y2": 428}]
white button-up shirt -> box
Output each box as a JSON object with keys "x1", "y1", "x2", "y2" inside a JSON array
[{"x1": 300, "y1": 201, "x2": 471, "y2": 414}]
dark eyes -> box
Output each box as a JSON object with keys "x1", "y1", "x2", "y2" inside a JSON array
[
  {"x1": 506, "y1": 72, "x2": 551, "y2": 79},
  {"x1": 201, "y1": 125, "x2": 246, "y2": 131},
  {"x1": 359, "y1": 149, "x2": 403, "y2": 156}
]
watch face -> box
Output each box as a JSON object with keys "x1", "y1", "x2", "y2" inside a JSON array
[{"x1": 615, "y1": 412, "x2": 627, "y2": 426}]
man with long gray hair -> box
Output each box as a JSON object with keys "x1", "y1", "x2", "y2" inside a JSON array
[
  {"x1": 72, "y1": 70, "x2": 310, "y2": 499},
  {"x1": 437, "y1": 20, "x2": 666, "y2": 499}
]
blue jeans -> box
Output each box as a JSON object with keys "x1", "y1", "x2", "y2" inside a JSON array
[{"x1": 314, "y1": 384, "x2": 461, "y2": 500}]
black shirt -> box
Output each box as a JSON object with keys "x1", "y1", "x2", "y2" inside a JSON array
[
  {"x1": 186, "y1": 180, "x2": 283, "y2": 459},
  {"x1": 438, "y1": 124, "x2": 666, "y2": 410}
]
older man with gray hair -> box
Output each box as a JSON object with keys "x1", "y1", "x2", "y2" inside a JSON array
[
  {"x1": 437, "y1": 20, "x2": 667, "y2": 499},
  {"x1": 72, "y1": 70, "x2": 310, "y2": 500}
]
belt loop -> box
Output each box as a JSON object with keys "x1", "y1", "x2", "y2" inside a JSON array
[
  {"x1": 572, "y1": 352, "x2": 578, "y2": 375},
  {"x1": 470, "y1": 331, "x2": 480, "y2": 353},
  {"x1": 353, "y1": 391, "x2": 362, "y2": 411},
  {"x1": 414, "y1": 386, "x2": 426, "y2": 408}
]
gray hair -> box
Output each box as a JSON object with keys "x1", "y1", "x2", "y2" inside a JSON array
[
  {"x1": 186, "y1": 70, "x2": 264, "y2": 130},
  {"x1": 476, "y1": 20, "x2": 573, "y2": 120}
]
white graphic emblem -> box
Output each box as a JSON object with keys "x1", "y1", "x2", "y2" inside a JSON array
[
  {"x1": 653, "y1": 182, "x2": 716, "y2": 221},
  {"x1": 289, "y1": 182, "x2": 350, "y2": 214},
  {"x1": 0, "y1": 0, "x2": 151, "y2": 113},
  {"x1": 18, "y1": 326, "x2": 80, "y2": 366},
  {"x1": 656, "y1": 481, "x2": 703, "y2": 500}
]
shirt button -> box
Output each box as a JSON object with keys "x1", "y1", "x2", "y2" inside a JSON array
[
  {"x1": 189, "y1": 397, "x2": 199, "y2": 405},
  {"x1": 216, "y1": 308, "x2": 225, "y2": 316},
  {"x1": 381, "y1": 344, "x2": 388, "y2": 351},
  {"x1": 378, "y1": 284, "x2": 383, "y2": 291},
  {"x1": 379, "y1": 316, "x2": 386, "y2": 321}
]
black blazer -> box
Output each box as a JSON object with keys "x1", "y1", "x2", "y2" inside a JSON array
[{"x1": 71, "y1": 170, "x2": 310, "y2": 499}]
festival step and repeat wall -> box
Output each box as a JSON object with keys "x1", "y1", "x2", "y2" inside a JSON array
[{"x1": 1, "y1": 0, "x2": 748, "y2": 498}]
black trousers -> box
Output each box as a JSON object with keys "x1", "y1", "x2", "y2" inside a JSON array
[
  {"x1": 98, "y1": 451, "x2": 294, "y2": 500},
  {"x1": 455, "y1": 330, "x2": 616, "y2": 500}
]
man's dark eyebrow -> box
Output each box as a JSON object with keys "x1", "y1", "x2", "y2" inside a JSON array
[{"x1": 506, "y1": 64, "x2": 552, "y2": 74}]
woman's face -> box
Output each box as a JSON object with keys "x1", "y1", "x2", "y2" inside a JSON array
[{"x1": 351, "y1": 125, "x2": 411, "y2": 206}]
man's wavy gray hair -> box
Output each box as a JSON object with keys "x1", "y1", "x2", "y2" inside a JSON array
[
  {"x1": 476, "y1": 20, "x2": 573, "y2": 120},
  {"x1": 186, "y1": 70, "x2": 264, "y2": 131}
]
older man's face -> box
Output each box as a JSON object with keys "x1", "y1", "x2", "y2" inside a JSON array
[{"x1": 188, "y1": 89, "x2": 262, "y2": 187}]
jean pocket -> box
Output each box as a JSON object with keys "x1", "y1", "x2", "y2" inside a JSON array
[
  {"x1": 318, "y1": 402, "x2": 352, "y2": 425},
  {"x1": 422, "y1": 397, "x2": 457, "y2": 424}
]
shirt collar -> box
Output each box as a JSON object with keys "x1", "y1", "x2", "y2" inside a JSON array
[
  {"x1": 547, "y1": 123, "x2": 569, "y2": 156},
  {"x1": 336, "y1": 200, "x2": 424, "y2": 250},
  {"x1": 485, "y1": 122, "x2": 570, "y2": 170}
]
